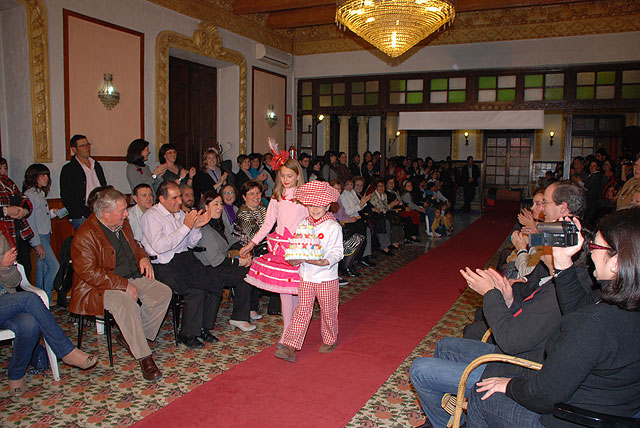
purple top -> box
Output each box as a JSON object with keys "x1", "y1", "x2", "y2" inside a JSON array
[{"x1": 224, "y1": 204, "x2": 236, "y2": 224}]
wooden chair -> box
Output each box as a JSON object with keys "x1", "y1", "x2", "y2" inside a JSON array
[
  {"x1": 553, "y1": 403, "x2": 640, "y2": 427},
  {"x1": 0, "y1": 264, "x2": 60, "y2": 381}
]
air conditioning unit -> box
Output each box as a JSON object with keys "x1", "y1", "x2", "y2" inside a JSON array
[{"x1": 256, "y1": 43, "x2": 292, "y2": 69}]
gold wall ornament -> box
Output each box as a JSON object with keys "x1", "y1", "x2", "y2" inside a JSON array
[
  {"x1": 335, "y1": 0, "x2": 455, "y2": 58},
  {"x1": 14, "y1": 0, "x2": 52, "y2": 162},
  {"x1": 155, "y1": 23, "x2": 248, "y2": 154}
]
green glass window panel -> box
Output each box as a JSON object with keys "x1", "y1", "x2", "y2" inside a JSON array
[
  {"x1": 352, "y1": 81, "x2": 365, "y2": 93},
  {"x1": 301, "y1": 96, "x2": 312, "y2": 110},
  {"x1": 448, "y1": 90, "x2": 466, "y2": 103},
  {"x1": 365, "y1": 93, "x2": 379, "y2": 105},
  {"x1": 479, "y1": 76, "x2": 497, "y2": 89},
  {"x1": 497, "y1": 89, "x2": 516, "y2": 102},
  {"x1": 406, "y1": 92, "x2": 423, "y2": 104},
  {"x1": 366, "y1": 81, "x2": 379, "y2": 92},
  {"x1": 622, "y1": 84, "x2": 640, "y2": 99},
  {"x1": 431, "y1": 78, "x2": 448, "y2": 91},
  {"x1": 576, "y1": 86, "x2": 595, "y2": 100},
  {"x1": 319, "y1": 95, "x2": 331, "y2": 107},
  {"x1": 596, "y1": 71, "x2": 615, "y2": 85},
  {"x1": 390, "y1": 79, "x2": 406, "y2": 92},
  {"x1": 352, "y1": 94, "x2": 365, "y2": 105},
  {"x1": 301, "y1": 82, "x2": 312, "y2": 96},
  {"x1": 319, "y1": 83, "x2": 332, "y2": 95},
  {"x1": 544, "y1": 87, "x2": 564, "y2": 100},
  {"x1": 525, "y1": 74, "x2": 544, "y2": 88},
  {"x1": 332, "y1": 95, "x2": 345, "y2": 106}
]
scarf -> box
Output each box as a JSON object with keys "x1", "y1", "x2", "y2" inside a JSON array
[{"x1": 306, "y1": 211, "x2": 335, "y2": 227}]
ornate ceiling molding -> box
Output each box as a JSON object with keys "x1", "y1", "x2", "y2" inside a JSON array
[
  {"x1": 15, "y1": 0, "x2": 52, "y2": 162},
  {"x1": 146, "y1": 0, "x2": 293, "y2": 53},
  {"x1": 155, "y1": 23, "x2": 248, "y2": 154},
  {"x1": 292, "y1": 0, "x2": 640, "y2": 56}
]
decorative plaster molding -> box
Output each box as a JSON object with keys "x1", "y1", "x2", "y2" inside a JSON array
[
  {"x1": 155, "y1": 23, "x2": 248, "y2": 154},
  {"x1": 15, "y1": 0, "x2": 52, "y2": 162},
  {"x1": 292, "y1": 0, "x2": 640, "y2": 57},
  {"x1": 147, "y1": 0, "x2": 293, "y2": 53}
]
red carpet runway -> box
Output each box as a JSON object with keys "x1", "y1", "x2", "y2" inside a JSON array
[{"x1": 134, "y1": 203, "x2": 517, "y2": 428}]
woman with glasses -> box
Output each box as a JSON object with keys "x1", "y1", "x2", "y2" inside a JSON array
[
  {"x1": 469, "y1": 208, "x2": 640, "y2": 427},
  {"x1": 220, "y1": 184, "x2": 238, "y2": 233},
  {"x1": 158, "y1": 143, "x2": 196, "y2": 186}
]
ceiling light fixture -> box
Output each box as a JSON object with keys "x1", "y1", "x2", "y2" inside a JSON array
[{"x1": 336, "y1": 0, "x2": 455, "y2": 58}]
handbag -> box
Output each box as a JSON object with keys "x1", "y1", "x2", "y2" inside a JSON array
[{"x1": 343, "y1": 233, "x2": 365, "y2": 257}]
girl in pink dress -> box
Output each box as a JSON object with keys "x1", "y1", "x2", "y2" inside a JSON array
[{"x1": 240, "y1": 151, "x2": 307, "y2": 342}]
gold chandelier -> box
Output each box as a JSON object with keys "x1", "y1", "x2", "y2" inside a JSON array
[{"x1": 336, "y1": 0, "x2": 455, "y2": 58}]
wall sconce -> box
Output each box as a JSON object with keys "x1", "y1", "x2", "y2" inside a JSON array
[
  {"x1": 266, "y1": 104, "x2": 278, "y2": 127},
  {"x1": 464, "y1": 131, "x2": 469, "y2": 146},
  {"x1": 549, "y1": 131, "x2": 555, "y2": 146},
  {"x1": 389, "y1": 130, "x2": 401, "y2": 148},
  {"x1": 318, "y1": 114, "x2": 325, "y2": 121},
  {"x1": 98, "y1": 73, "x2": 120, "y2": 110}
]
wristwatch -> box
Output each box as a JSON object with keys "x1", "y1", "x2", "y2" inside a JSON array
[{"x1": 152, "y1": 174, "x2": 157, "y2": 179}]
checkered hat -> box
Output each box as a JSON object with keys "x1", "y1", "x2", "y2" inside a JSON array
[{"x1": 295, "y1": 180, "x2": 341, "y2": 206}]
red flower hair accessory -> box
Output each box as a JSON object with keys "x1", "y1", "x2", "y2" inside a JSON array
[{"x1": 268, "y1": 137, "x2": 289, "y2": 171}]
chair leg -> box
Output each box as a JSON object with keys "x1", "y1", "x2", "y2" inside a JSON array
[
  {"x1": 172, "y1": 294, "x2": 180, "y2": 346},
  {"x1": 44, "y1": 339, "x2": 60, "y2": 381},
  {"x1": 104, "y1": 310, "x2": 114, "y2": 367},
  {"x1": 77, "y1": 315, "x2": 84, "y2": 349}
]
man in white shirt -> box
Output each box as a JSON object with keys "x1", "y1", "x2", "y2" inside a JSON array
[
  {"x1": 128, "y1": 183, "x2": 154, "y2": 243},
  {"x1": 141, "y1": 181, "x2": 222, "y2": 349},
  {"x1": 60, "y1": 134, "x2": 107, "y2": 230}
]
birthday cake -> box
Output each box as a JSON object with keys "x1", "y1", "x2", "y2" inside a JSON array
[{"x1": 284, "y1": 221, "x2": 323, "y2": 261}]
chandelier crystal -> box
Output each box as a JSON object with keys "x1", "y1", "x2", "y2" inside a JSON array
[{"x1": 336, "y1": 0, "x2": 455, "y2": 58}]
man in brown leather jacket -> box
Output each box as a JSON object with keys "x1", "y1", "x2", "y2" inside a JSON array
[{"x1": 70, "y1": 188, "x2": 171, "y2": 381}]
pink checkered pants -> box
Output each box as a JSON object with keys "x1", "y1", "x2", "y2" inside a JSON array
[{"x1": 282, "y1": 279, "x2": 339, "y2": 350}]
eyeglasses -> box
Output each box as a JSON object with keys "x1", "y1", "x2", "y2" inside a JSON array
[
  {"x1": 76, "y1": 142, "x2": 92, "y2": 149},
  {"x1": 587, "y1": 241, "x2": 615, "y2": 253},
  {"x1": 223, "y1": 191, "x2": 235, "y2": 195}
]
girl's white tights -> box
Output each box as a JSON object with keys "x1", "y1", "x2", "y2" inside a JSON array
[{"x1": 279, "y1": 293, "x2": 299, "y2": 342}]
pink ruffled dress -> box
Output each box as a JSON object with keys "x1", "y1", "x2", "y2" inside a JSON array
[{"x1": 244, "y1": 187, "x2": 308, "y2": 294}]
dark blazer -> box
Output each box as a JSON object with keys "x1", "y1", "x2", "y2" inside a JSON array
[
  {"x1": 60, "y1": 156, "x2": 107, "y2": 219},
  {"x1": 460, "y1": 163, "x2": 480, "y2": 187}
]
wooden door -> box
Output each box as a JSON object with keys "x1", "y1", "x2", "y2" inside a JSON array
[
  {"x1": 484, "y1": 132, "x2": 533, "y2": 194},
  {"x1": 169, "y1": 56, "x2": 217, "y2": 169}
]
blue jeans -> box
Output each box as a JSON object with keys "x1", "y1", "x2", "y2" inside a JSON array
[
  {"x1": 35, "y1": 234, "x2": 60, "y2": 302},
  {"x1": 467, "y1": 387, "x2": 544, "y2": 428},
  {"x1": 0, "y1": 292, "x2": 75, "y2": 380},
  {"x1": 410, "y1": 337, "x2": 496, "y2": 427},
  {"x1": 70, "y1": 217, "x2": 86, "y2": 230}
]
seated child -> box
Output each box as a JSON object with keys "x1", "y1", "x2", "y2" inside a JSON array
[
  {"x1": 431, "y1": 205, "x2": 453, "y2": 238},
  {"x1": 275, "y1": 181, "x2": 344, "y2": 363}
]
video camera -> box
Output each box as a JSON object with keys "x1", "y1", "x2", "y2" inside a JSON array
[{"x1": 529, "y1": 220, "x2": 579, "y2": 247}]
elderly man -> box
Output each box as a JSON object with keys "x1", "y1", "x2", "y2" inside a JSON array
[
  {"x1": 70, "y1": 188, "x2": 171, "y2": 381},
  {"x1": 141, "y1": 181, "x2": 222, "y2": 349}
]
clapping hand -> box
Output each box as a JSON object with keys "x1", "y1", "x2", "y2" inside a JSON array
[
  {"x1": 460, "y1": 267, "x2": 495, "y2": 296},
  {"x1": 517, "y1": 208, "x2": 536, "y2": 230},
  {"x1": 193, "y1": 209, "x2": 211, "y2": 229},
  {"x1": 1, "y1": 247, "x2": 17, "y2": 268},
  {"x1": 153, "y1": 164, "x2": 167, "y2": 177}
]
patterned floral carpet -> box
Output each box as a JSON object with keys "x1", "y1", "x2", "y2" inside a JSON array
[{"x1": 0, "y1": 219, "x2": 509, "y2": 428}]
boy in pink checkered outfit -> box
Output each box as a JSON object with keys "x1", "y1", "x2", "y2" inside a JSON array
[{"x1": 275, "y1": 181, "x2": 344, "y2": 363}]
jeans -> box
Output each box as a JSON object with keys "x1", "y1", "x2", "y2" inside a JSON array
[
  {"x1": 70, "y1": 217, "x2": 86, "y2": 230},
  {"x1": 0, "y1": 292, "x2": 75, "y2": 380},
  {"x1": 409, "y1": 337, "x2": 496, "y2": 428},
  {"x1": 467, "y1": 387, "x2": 544, "y2": 428},
  {"x1": 35, "y1": 234, "x2": 60, "y2": 302}
]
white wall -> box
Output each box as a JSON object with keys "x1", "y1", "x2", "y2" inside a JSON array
[
  {"x1": 294, "y1": 32, "x2": 640, "y2": 78},
  {"x1": 0, "y1": 5, "x2": 32, "y2": 182}
]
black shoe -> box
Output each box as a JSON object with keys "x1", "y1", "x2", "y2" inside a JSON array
[
  {"x1": 200, "y1": 328, "x2": 219, "y2": 343},
  {"x1": 361, "y1": 257, "x2": 377, "y2": 267},
  {"x1": 345, "y1": 268, "x2": 361, "y2": 277},
  {"x1": 339, "y1": 278, "x2": 349, "y2": 286},
  {"x1": 178, "y1": 333, "x2": 204, "y2": 349}
]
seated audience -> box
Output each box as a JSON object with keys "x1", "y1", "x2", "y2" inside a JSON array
[
  {"x1": 235, "y1": 154, "x2": 253, "y2": 190},
  {"x1": 616, "y1": 154, "x2": 640, "y2": 210},
  {"x1": 128, "y1": 183, "x2": 154, "y2": 243},
  {"x1": 342, "y1": 177, "x2": 376, "y2": 268},
  {"x1": 194, "y1": 191, "x2": 259, "y2": 331},
  {"x1": 141, "y1": 181, "x2": 222, "y2": 349},
  {"x1": 469, "y1": 208, "x2": 640, "y2": 427},
  {"x1": 180, "y1": 183, "x2": 196, "y2": 212},
  {"x1": 369, "y1": 178, "x2": 401, "y2": 255},
  {"x1": 70, "y1": 188, "x2": 171, "y2": 381}
]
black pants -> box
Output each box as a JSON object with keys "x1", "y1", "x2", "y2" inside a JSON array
[
  {"x1": 205, "y1": 264, "x2": 257, "y2": 322},
  {"x1": 153, "y1": 251, "x2": 223, "y2": 337},
  {"x1": 463, "y1": 185, "x2": 476, "y2": 211}
]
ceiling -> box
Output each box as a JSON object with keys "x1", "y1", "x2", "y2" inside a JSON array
[
  {"x1": 146, "y1": 0, "x2": 640, "y2": 57},
  {"x1": 231, "y1": 0, "x2": 587, "y2": 30}
]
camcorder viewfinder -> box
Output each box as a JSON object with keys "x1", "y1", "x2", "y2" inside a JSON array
[{"x1": 529, "y1": 220, "x2": 579, "y2": 247}]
